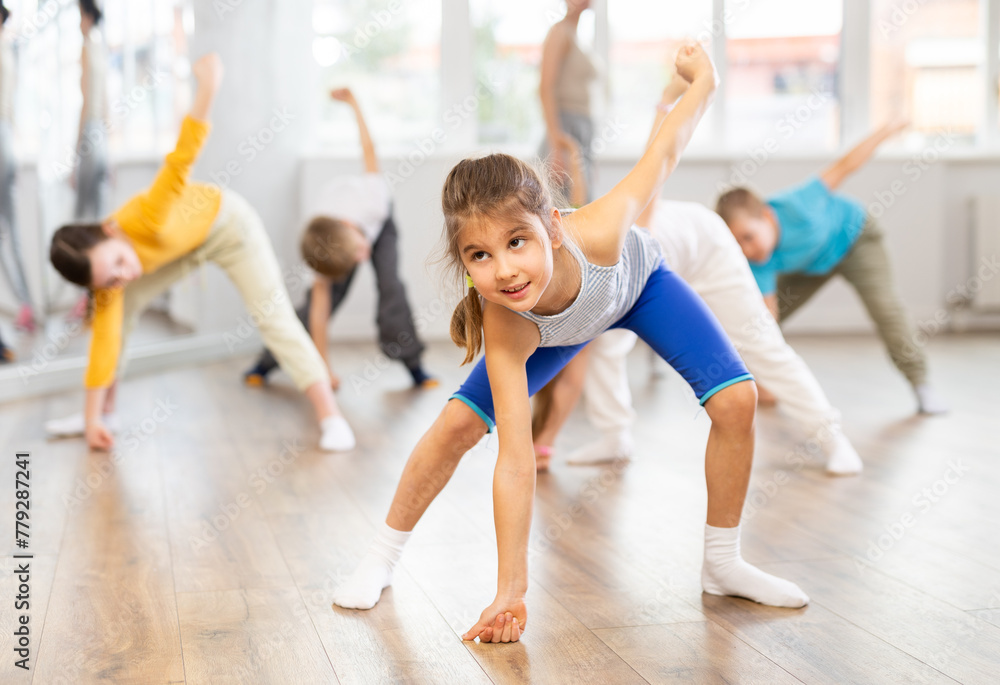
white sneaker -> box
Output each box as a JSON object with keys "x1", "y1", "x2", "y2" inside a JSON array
[
  {"x1": 320, "y1": 415, "x2": 356, "y2": 452},
  {"x1": 824, "y1": 430, "x2": 863, "y2": 476},
  {"x1": 566, "y1": 432, "x2": 634, "y2": 466},
  {"x1": 45, "y1": 412, "x2": 119, "y2": 438},
  {"x1": 915, "y1": 384, "x2": 949, "y2": 415}
]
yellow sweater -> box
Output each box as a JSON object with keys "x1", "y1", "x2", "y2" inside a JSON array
[{"x1": 85, "y1": 116, "x2": 221, "y2": 388}]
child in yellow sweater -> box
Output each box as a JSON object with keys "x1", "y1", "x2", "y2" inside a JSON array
[{"x1": 45, "y1": 54, "x2": 354, "y2": 452}]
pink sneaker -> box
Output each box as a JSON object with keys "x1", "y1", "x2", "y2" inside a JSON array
[{"x1": 15, "y1": 303, "x2": 36, "y2": 333}]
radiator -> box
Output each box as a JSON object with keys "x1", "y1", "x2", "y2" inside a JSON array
[{"x1": 968, "y1": 195, "x2": 1000, "y2": 311}]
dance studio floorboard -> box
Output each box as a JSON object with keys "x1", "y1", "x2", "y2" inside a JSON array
[{"x1": 2, "y1": 333, "x2": 998, "y2": 684}]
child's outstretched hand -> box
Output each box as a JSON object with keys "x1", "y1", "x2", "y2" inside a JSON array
[
  {"x1": 192, "y1": 53, "x2": 225, "y2": 92},
  {"x1": 674, "y1": 43, "x2": 716, "y2": 85},
  {"x1": 330, "y1": 88, "x2": 357, "y2": 104},
  {"x1": 86, "y1": 420, "x2": 114, "y2": 451}
]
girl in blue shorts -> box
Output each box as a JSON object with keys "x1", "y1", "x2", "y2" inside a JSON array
[{"x1": 332, "y1": 45, "x2": 808, "y2": 643}]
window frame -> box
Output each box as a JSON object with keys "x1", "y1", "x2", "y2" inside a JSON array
[{"x1": 312, "y1": 0, "x2": 1000, "y2": 156}]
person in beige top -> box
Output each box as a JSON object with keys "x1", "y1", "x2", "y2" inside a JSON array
[
  {"x1": 0, "y1": 3, "x2": 36, "y2": 334},
  {"x1": 538, "y1": 0, "x2": 597, "y2": 203}
]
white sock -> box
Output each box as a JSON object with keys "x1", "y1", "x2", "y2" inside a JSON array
[
  {"x1": 824, "y1": 429, "x2": 863, "y2": 476},
  {"x1": 566, "y1": 431, "x2": 634, "y2": 466},
  {"x1": 914, "y1": 384, "x2": 949, "y2": 415},
  {"x1": 320, "y1": 415, "x2": 356, "y2": 452},
  {"x1": 45, "y1": 411, "x2": 118, "y2": 438},
  {"x1": 332, "y1": 522, "x2": 411, "y2": 610},
  {"x1": 701, "y1": 524, "x2": 809, "y2": 608}
]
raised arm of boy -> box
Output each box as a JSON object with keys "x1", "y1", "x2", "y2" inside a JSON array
[
  {"x1": 300, "y1": 88, "x2": 378, "y2": 387},
  {"x1": 331, "y1": 88, "x2": 379, "y2": 173},
  {"x1": 820, "y1": 119, "x2": 908, "y2": 191}
]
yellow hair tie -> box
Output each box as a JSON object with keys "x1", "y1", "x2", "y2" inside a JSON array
[{"x1": 465, "y1": 273, "x2": 475, "y2": 289}]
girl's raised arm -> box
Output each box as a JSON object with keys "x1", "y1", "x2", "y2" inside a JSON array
[
  {"x1": 572, "y1": 44, "x2": 717, "y2": 265},
  {"x1": 635, "y1": 74, "x2": 690, "y2": 229}
]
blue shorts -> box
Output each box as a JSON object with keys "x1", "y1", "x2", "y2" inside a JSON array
[{"x1": 451, "y1": 262, "x2": 753, "y2": 431}]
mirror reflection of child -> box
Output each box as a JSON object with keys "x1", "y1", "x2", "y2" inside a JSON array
[{"x1": 46, "y1": 54, "x2": 355, "y2": 453}]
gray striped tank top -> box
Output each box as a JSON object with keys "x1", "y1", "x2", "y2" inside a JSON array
[{"x1": 516, "y1": 225, "x2": 663, "y2": 347}]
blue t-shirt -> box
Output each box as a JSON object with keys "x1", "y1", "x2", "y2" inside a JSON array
[{"x1": 749, "y1": 177, "x2": 867, "y2": 295}]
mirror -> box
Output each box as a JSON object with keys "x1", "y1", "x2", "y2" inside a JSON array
[{"x1": 0, "y1": 0, "x2": 196, "y2": 400}]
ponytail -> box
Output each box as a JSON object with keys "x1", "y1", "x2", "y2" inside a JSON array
[{"x1": 450, "y1": 287, "x2": 484, "y2": 365}]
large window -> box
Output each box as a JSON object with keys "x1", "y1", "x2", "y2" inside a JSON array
[
  {"x1": 103, "y1": 0, "x2": 194, "y2": 155},
  {"x1": 305, "y1": 0, "x2": 1000, "y2": 156},
  {"x1": 5, "y1": 0, "x2": 193, "y2": 163},
  {"x1": 312, "y1": 0, "x2": 441, "y2": 148},
  {"x1": 608, "y1": 1, "x2": 715, "y2": 152},
  {"x1": 724, "y1": 0, "x2": 842, "y2": 151},
  {"x1": 469, "y1": 0, "x2": 556, "y2": 146},
  {"x1": 870, "y1": 0, "x2": 981, "y2": 143}
]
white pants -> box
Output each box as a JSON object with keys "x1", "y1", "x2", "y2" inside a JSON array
[{"x1": 582, "y1": 224, "x2": 840, "y2": 441}]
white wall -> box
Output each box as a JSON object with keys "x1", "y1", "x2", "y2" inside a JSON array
[
  {"x1": 10, "y1": 148, "x2": 999, "y2": 352},
  {"x1": 186, "y1": 0, "x2": 316, "y2": 353},
  {"x1": 301, "y1": 152, "x2": 1000, "y2": 342}
]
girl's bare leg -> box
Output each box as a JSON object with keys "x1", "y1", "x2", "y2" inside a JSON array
[
  {"x1": 700, "y1": 381, "x2": 808, "y2": 608},
  {"x1": 333, "y1": 400, "x2": 488, "y2": 609}
]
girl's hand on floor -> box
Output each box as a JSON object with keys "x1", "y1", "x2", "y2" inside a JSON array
[
  {"x1": 462, "y1": 596, "x2": 527, "y2": 643},
  {"x1": 86, "y1": 420, "x2": 114, "y2": 451}
]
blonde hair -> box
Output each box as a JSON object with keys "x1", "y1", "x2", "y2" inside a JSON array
[
  {"x1": 442, "y1": 153, "x2": 558, "y2": 364},
  {"x1": 715, "y1": 187, "x2": 768, "y2": 227}
]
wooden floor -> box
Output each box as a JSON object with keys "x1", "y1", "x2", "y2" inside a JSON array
[{"x1": 1, "y1": 333, "x2": 999, "y2": 684}]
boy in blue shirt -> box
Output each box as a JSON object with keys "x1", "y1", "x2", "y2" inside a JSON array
[
  {"x1": 244, "y1": 88, "x2": 436, "y2": 391},
  {"x1": 716, "y1": 121, "x2": 946, "y2": 414}
]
